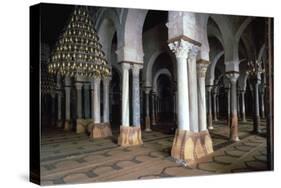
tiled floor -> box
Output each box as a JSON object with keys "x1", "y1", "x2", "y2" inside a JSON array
[{"x1": 40, "y1": 119, "x2": 269, "y2": 185}]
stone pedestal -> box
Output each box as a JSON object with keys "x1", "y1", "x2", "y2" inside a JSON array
[
  {"x1": 91, "y1": 123, "x2": 113, "y2": 139},
  {"x1": 64, "y1": 120, "x2": 71, "y2": 131},
  {"x1": 76, "y1": 119, "x2": 94, "y2": 134},
  {"x1": 171, "y1": 129, "x2": 213, "y2": 162},
  {"x1": 118, "y1": 126, "x2": 143, "y2": 146}
]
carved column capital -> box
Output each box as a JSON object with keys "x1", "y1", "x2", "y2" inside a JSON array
[
  {"x1": 188, "y1": 45, "x2": 200, "y2": 61},
  {"x1": 75, "y1": 82, "x2": 83, "y2": 90},
  {"x1": 196, "y1": 63, "x2": 208, "y2": 78},
  {"x1": 168, "y1": 39, "x2": 193, "y2": 59},
  {"x1": 121, "y1": 62, "x2": 131, "y2": 71},
  {"x1": 132, "y1": 64, "x2": 143, "y2": 77},
  {"x1": 226, "y1": 72, "x2": 239, "y2": 84}
]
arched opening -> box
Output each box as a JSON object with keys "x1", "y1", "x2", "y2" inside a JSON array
[
  {"x1": 151, "y1": 53, "x2": 176, "y2": 133},
  {"x1": 109, "y1": 32, "x2": 121, "y2": 129}
]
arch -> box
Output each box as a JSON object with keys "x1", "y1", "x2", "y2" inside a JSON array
[
  {"x1": 258, "y1": 44, "x2": 266, "y2": 61},
  {"x1": 143, "y1": 48, "x2": 166, "y2": 87},
  {"x1": 206, "y1": 51, "x2": 224, "y2": 85},
  {"x1": 152, "y1": 68, "x2": 172, "y2": 93},
  {"x1": 117, "y1": 9, "x2": 148, "y2": 63},
  {"x1": 235, "y1": 17, "x2": 254, "y2": 41},
  {"x1": 95, "y1": 8, "x2": 120, "y2": 64}
]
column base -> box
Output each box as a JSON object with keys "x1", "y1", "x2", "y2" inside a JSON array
[
  {"x1": 207, "y1": 114, "x2": 213, "y2": 130},
  {"x1": 76, "y1": 119, "x2": 94, "y2": 134},
  {"x1": 56, "y1": 120, "x2": 63, "y2": 128},
  {"x1": 171, "y1": 129, "x2": 213, "y2": 163},
  {"x1": 118, "y1": 126, "x2": 143, "y2": 146},
  {"x1": 64, "y1": 120, "x2": 71, "y2": 131},
  {"x1": 230, "y1": 114, "x2": 239, "y2": 142},
  {"x1": 145, "y1": 116, "x2": 152, "y2": 132},
  {"x1": 91, "y1": 122, "x2": 112, "y2": 139}
]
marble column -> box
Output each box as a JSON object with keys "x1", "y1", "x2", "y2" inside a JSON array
[
  {"x1": 169, "y1": 40, "x2": 213, "y2": 161},
  {"x1": 213, "y1": 92, "x2": 218, "y2": 121},
  {"x1": 151, "y1": 92, "x2": 156, "y2": 125},
  {"x1": 237, "y1": 92, "x2": 240, "y2": 119},
  {"x1": 56, "y1": 75, "x2": 63, "y2": 128},
  {"x1": 75, "y1": 82, "x2": 83, "y2": 119},
  {"x1": 50, "y1": 91, "x2": 56, "y2": 127},
  {"x1": 118, "y1": 63, "x2": 142, "y2": 146},
  {"x1": 241, "y1": 90, "x2": 247, "y2": 122},
  {"x1": 197, "y1": 63, "x2": 208, "y2": 131},
  {"x1": 226, "y1": 73, "x2": 240, "y2": 141},
  {"x1": 93, "y1": 77, "x2": 101, "y2": 124},
  {"x1": 90, "y1": 76, "x2": 112, "y2": 138},
  {"x1": 56, "y1": 89, "x2": 63, "y2": 128},
  {"x1": 90, "y1": 81, "x2": 95, "y2": 120},
  {"x1": 83, "y1": 83, "x2": 90, "y2": 119},
  {"x1": 144, "y1": 87, "x2": 152, "y2": 131},
  {"x1": 103, "y1": 77, "x2": 110, "y2": 123},
  {"x1": 253, "y1": 78, "x2": 261, "y2": 133},
  {"x1": 64, "y1": 85, "x2": 71, "y2": 131},
  {"x1": 227, "y1": 88, "x2": 231, "y2": 126},
  {"x1": 207, "y1": 86, "x2": 213, "y2": 130},
  {"x1": 168, "y1": 40, "x2": 191, "y2": 131},
  {"x1": 132, "y1": 64, "x2": 142, "y2": 127},
  {"x1": 260, "y1": 87, "x2": 265, "y2": 119},
  {"x1": 187, "y1": 46, "x2": 200, "y2": 132},
  {"x1": 121, "y1": 63, "x2": 130, "y2": 127}
]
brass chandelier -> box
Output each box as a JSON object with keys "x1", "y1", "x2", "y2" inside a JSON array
[
  {"x1": 48, "y1": 7, "x2": 111, "y2": 78},
  {"x1": 246, "y1": 60, "x2": 265, "y2": 76}
]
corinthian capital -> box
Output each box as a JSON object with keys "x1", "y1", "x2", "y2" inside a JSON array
[
  {"x1": 168, "y1": 39, "x2": 193, "y2": 59},
  {"x1": 196, "y1": 63, "x2": 208, "y2": 78},
  {"x1": 132, "y1": 64, "x2": 143, "y2": 77},
  {"x1": 188, "y1": 45, "x2": 200, "y2": 60},
  {"x1": 226, "y1": 72, "x2": 239, "y2": 84}
]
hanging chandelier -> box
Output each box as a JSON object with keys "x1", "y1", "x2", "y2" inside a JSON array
[
  {"x1": 48, "y1": 7, "x2": 111, "y2": 78},
  {"x1": 246, "y1": 60, "x2": 265, "y2": 76}
]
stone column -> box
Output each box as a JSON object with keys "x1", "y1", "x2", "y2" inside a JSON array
[
  {"x1": 91, "y1": 76, "x2": 112, "y2": 138},
  {"x1": 144, "y1": 87, "x2": 152, "y2": 131},
  {"x1": 213, "y1": 92, "x2": 218, "y2": 121},
  {"x1": 103, "y1": 77, "x2": 110, "y2": 124},
  {"x1": 132, "y1": 64, "x2": 142, "y2": 127},
  {"x1": 227, "y1": 88, "x2": 231, "y2": 127},
  {"x1": 253, "y1": 78, "x2": 261, "y2": 133},
  {"x1": 197, "y1": 63, "x2": 208, "y2": 131},
  {"x1": 90, "y1": 81, "x2": 95, "y2": 120},
  {"x1": 118, "y1": 63, "x2": 143, "y2": 146},
  {"x1": 187, "y1": 46, "x2": 200, "y2": 132},
  {"x1": 168, "y1": 40, "x2": 191, "y2": 131},
  {"x1": 93, "y1": 77, "x2": 101, "y2": 124},
  {"x1": 83, "y1": 83, "x2": 90, "y2": 119},
  {"x1": 121, "y1": 63, "x2": 130, "y2": 127},
  {"x1": 50, "y1": 91, "x2": 56, "y2": 127},
  {"x1": 75, "y1": 82, "x2": 83, "y2": 119},
  {"x1": 56, "y1": 89, "x2": 63, "y2": 128},
  {"x1": 169, "y1": 40, "x2": 213, "y2": 162},
  {"x1": 237, "y1": 92, "x2": 240, "y2": 119},
  {"x1": 216, "y1": 95, "x2": 220, "y2": 119},
  {"x1": 260, "y1": 87, "x2": 265, "y2": 119},
  {"x1": 207, "y1": 86, "x2": 213, "y2": 130},
  {"x1": 241, "y1": 90, "x2": 247, "y2": 122},
  {"x1": 64, "y1": 84, "x2": 71, "y2": 131},
  {"x1": 151, "y1": 92, "x2": 156, "y2": 125},
  {"x1": 226, "y1": 73, "x2": 240, "y2": 141}
]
